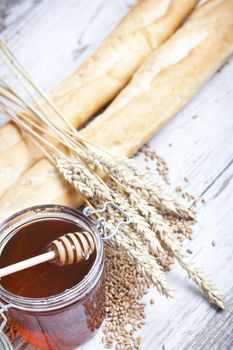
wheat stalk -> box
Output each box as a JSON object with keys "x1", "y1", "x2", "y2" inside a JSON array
[
  {"x1": 57, "y1": 154, "x2": 224, "y2": 307},
  {"x1": 126, "y1": 185, "x2": 224, "y2": 308},
  {"x1": 112, "y1": 171, "x2": 224, "y2": 307},
  {"x1": 57, "y1": 155, "x2": 168, "y2": 260},
  {"x1": 56, "y1": 156, "x2": 173, "y2": 297},
  {"x1": 79, "y1": 149, "x2": 194, "y2": 220},
  {"x1": 55, "y1": 155, "x2": 110, "y2": 201},
  {"x1": 0, "y1": 41, "x2": 225, "y2": 309},
  {"x1": 119, "y1": 155, "x2": 195, "y2": 219}
]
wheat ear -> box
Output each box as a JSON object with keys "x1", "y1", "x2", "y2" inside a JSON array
[
  {"x1": 57, "y1": 154, "x2": 168, "y2": 261},
  {"x1": 111, "y1": 172, "x2": 224, "y2": 309},
  {"x1": 79, "y1": 149, "x2": 194, "y2": 220},
  {"x1": 155, "y1": 220, "x2": 225, "y2": 309},
  {"x1": 57, "y1": 155, "x2": 174, "y2": 297},
  {"x1": 56, "y1": 155, "x2": 111, "y2": 201}
]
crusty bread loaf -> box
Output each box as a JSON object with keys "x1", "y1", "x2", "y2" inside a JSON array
[
  {"x1": 0, "y1": 0, "x2": 198, "y2": 196},
  {"x1": 0, "y1": 0, "x2": 232, "y2": 221},
  {"x1": 2, "y1": 0, "x2": 199, "y2": 131},
  {"x1": 49, "y1": 0, "x2": 198, "y2": 126},
  {"x1": 45, "y1": 0, "x2": 199, "y2": 127},
  {"x1": 83, "y1": 0, "x2": 233, "y2": 156}
]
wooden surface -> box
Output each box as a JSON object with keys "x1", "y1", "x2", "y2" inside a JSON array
[{"x1": 0, "y1": 1, "x2": 233, "y2": 349}]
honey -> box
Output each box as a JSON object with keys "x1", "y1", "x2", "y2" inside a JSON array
[
  {"x1": 0, "y1": 205, "x2": 105, "y2": 350},
  {"x1": 0, "y1": 219, "x2": 96, "y2": 298}
]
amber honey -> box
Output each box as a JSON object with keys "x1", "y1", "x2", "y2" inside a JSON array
[
  {"x1": 0, "y1": 205, "x2": 105, "y2": 350},
  {"x1": 0, "y1": 219, "x2": 96, "y2": 298}
]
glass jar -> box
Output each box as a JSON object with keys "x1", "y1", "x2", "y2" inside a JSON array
[
  {"x1": 0, "y1": 205, "x2": 105, "y2": 350},
  {"x1": 0, "y1": 332, "x2": 14, "y2": 350}
]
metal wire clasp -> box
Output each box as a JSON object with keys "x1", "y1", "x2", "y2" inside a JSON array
[
  {"x1": 83, "y1": 201, "x2": 131, "y2": 240},
  {"x1": 0, "y1": 302, "x2": 12, "y2": 331}
]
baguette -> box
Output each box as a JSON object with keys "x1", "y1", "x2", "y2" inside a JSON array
[
  {"x1": 0, "y1": 0, "x2": 198, "y2": 196},
  {"x1": 0, "y1": 0, "x2": 232, "y2": 221},
  {"x1": 83, "y1": 0, "x2": 233, "y2": 156},
  {"x1": 49, "y1": 0, "x2": 199, "y2": 127}
]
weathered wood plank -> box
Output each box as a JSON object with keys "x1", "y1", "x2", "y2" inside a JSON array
[
  {"x1": 184, "y1": 287, "x2": 233, "y2": 350},
  {"x1": 0, "y1": 0, "x2": 43, "y2": 33},
  {"x1": 137, "y1": 160, "x2": 233, "y2": 350}
]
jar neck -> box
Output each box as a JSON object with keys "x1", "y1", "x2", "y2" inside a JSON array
[{"x1": 0, "y1": 205, "x2": 104, "y2": 312}]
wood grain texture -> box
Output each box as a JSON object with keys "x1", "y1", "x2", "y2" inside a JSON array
[
  {"x1": 184, "y1": 287, "x2": 233, "y2": 350},
  {"x1": 0, "y1": 0, "x2": 42, "y2": 32},
  {"x1": 0, "y1": 1, "x2": 233, "y2": 349}
]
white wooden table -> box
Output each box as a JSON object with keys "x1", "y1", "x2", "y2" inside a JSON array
[{"x1": 0, "y1": 1, "x2": 233, "y2": 349}]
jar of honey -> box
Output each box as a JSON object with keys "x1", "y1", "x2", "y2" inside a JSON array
[{"x1": 0, "y1": 205, "x2": 106, "y2": 350}]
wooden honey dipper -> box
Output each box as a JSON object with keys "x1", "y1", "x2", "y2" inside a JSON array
[{"x1": 0, "y1": 231, "x2": 95, "y2": 278}]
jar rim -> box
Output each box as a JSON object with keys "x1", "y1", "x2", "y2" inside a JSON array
[{"x1": 0, "y1": 204, "x2": 104, "y2": 312}]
